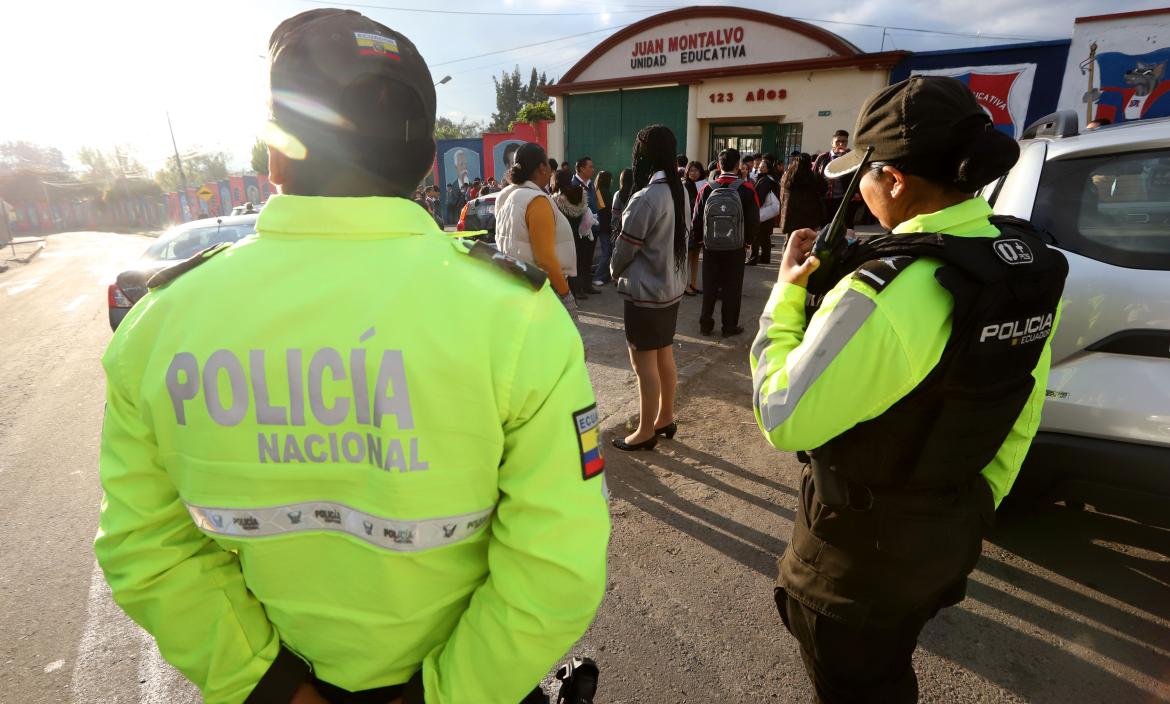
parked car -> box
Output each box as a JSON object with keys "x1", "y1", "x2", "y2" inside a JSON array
[
  {"x1": 985, "y1": 111, "x2": 1170, "y2": 505},
  {"x1": 455, "y1": 192, "x2": 497, "y2": 242},
  {"x1": 231, "y1": 202, "x2": 261, "y2": 215},
  {"x1": 107, "y1": 214, "x2": 259, "y2": 330}
]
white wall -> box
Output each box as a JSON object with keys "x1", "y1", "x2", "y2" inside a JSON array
[
  {"x1": 576, "y1": 16, "x2": 842, "y2": 83},
  {"x1": 547, "y1": 96, "x2": 566, "y2": 164},
  {"x1": 688, "y1": 67, "x2": 890, "y2": 163}
]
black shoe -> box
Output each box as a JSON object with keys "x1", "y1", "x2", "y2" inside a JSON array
[
  {"x1": 761, "y1": 253, "x2": 771, "y2": 264},
  {"x1": 722, "y1": 326, "x2": 745, "y2": 337},
  {"x1": 700, "y1": 325, "x2": 715, "y2": 336},
  {"x1": 573, "y1": 289, "x2": 589, "y2": 300},
  {"x1": 585, "y1": 285, "x2": 602, "y2": 294},
  {"x1": 611, "y1": 435, "x2": 657, "y2": 452},
  {"x1": 746, "y1": 256, "x2": 759, "y2": 266},
  {"x1": 654, "y1": 422, "x2": 678, "y2": 439}
]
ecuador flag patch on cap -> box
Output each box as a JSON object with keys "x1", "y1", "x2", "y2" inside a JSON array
[{"x1": 573, "y1": 404, "x2": 605, "y2": 480}]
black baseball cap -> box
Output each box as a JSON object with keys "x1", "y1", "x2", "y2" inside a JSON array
[
  {"x1": 267, "y1": 9, "x2": 435, "y2": 152},
  {"x1": 825, "y1": 76, "x2": 991, "y2": 179}
]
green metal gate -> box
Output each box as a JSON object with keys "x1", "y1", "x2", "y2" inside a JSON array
[{"x1": 565, "y1": 86, "x2": 689, "y2": 176}]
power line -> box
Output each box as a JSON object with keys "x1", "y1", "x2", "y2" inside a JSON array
[
  {"x1": 432, "y1": 23, "x2": 637, "y2": 67},
  {"x1": 786, "y1": 15, "x2": 1057, "y2": 43},
  {"x1": 299, "y1": 0, "x2": 650, "y2": 17},
  {"x1": 444, "y1": 32, "x2": 603, "y2": 80},
  {"x1": 301, "y1": 2, "x2": 1058, "y2": 71}
]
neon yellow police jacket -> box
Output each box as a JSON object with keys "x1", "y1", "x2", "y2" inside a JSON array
[
  {"x1": 750, "y1": 198, "x2": 1060, "y2": 506},
  {"x1": 95, "y1": 195, "x2": 611, "y2": 704}
]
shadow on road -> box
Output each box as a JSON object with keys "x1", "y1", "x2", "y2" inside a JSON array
[
  {"x1": 605, "y1": 446, "x2": 786, "y2": 578},
  {"x1": 921, "y1": 503, "x2": 1170, "y2": 702},
  {"x1": 665, "y1": 438, "x2": 799, "y2": 500}
]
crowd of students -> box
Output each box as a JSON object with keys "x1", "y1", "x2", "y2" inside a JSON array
[{"x1": 483, "y1": 131, "x2": 864, "y2": 454}]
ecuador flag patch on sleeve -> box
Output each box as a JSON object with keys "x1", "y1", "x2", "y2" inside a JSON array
[{"x1": 573, "y1": 404, "x2": 605, "y2": 480}]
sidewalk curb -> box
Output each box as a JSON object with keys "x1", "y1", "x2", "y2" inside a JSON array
[
  {"x1": 13, "y1": 242, "x2": 45, "y2": 264},
  {"x1": 5, "y1": 236, "x2": 47, "y2": 266}
]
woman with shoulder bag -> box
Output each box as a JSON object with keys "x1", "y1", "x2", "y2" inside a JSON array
[
  {"x1": 749, "y1": 155, "x2": 782, "y2": 265},
  {"x1": 683, "y1": 160, "x2": 706, "y2": 294}
]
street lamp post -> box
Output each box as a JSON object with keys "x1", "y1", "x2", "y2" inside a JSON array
[{"x1": 435, "y1": 75, "x2": 452, "y2": 86}]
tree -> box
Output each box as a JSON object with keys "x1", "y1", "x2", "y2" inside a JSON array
[
  {"x1": 489, "y1": 66, "x2": 552, "y2": 132},
  {"x1": 251, "y1": 139, "x2": 269, "y2": 175},
  {"x1": 510, "y1": 102, "x2": 556, "y2": 130},
  {"x1": 434, "y1": 116, "x2": 485, "y2": 140},
  {"x1": 154, "y1": 151, "x2": 229, "y2": 191},
  {"x1": 77, "y1": 146, "x2": 147, "y2": 186},
  {"x1": 0, "y1": 141, "x2": 69, "y2": 174},
  {"x1": 101, "y1": 176, "x2": 161, "y2": 207}
]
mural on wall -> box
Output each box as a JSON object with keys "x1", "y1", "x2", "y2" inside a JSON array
[
  {"x1": 492, "y1": 140, "x2": 526, "y2": 182},
  {"x1": 1089, "y1": 47, "x2": 1170, "y2": 123},
  {"x1": 1058, "y1": 10, "x2": 1170, "y2": 126},
  {"x1": 442, "y1": 145, "x2": 481, "y2": 188},
  {"x1": 243, "y1": 174, "x2": 260, "y2": 206},
  {"x1": 913, "y1": 64, "x2": 1037, "y2": 139},
  {"x1": 434, "y1": 138, "x2": 485, "y2": 212},
  {"x1": 481, "y1": 121, "x2": 550, "y2": 181}
]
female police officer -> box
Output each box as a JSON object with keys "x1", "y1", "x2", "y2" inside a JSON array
[{"x1": 750, "y1": 76, "x2": 1067, "y2": 702}]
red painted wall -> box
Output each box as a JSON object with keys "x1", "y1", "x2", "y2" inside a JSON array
[{"x1": 481, "y1": 120, "x2": 551, "y2": 181}]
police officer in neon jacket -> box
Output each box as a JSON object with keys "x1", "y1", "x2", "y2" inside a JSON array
[
  {"x1": 95, "y1": 9, "x2": 609, "y2": 703},
  {"x1": 751, "y1": 77, "x2": 1067, "y2": 701}
]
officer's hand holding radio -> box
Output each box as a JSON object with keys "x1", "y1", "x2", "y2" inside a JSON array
[{"x1": 779, "y1": 227, "x2": 820, "y2": 288}]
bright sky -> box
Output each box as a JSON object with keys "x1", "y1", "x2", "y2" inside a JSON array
[{"x1": 0, "y1": 0, "x2": 1158, "y2": 174}]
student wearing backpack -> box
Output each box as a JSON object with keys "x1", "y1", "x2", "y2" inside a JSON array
[{"x1": 691, "y1": 147, "x2": 760, "y2": 337}]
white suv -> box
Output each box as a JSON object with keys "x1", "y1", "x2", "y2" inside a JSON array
[{"x1": 985, "y1": 112, "x2": 1170, "y2": 506}]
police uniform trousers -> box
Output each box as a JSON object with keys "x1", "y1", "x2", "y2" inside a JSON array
[
  {"x1": 773, "y1": 468, "x2": 991, "y2": 704},
  {"x1": 774, "y1": 587, "x2": 936, "y2": 704},
  {"x1": 700, "y1": 248, "x2": 745, "y2": 334}
]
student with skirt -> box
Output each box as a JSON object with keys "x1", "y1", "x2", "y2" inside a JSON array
[{"x1": 610, "y1": 124, "x2": 690, "y2": 451}]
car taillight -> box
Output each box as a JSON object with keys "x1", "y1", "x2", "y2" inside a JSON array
[
  {"x1": 457, "y1": 203, "x2": 469, "y2": 231},
  {"x1": 108, "y1": 284, "x2": 132, "y2": 309}
]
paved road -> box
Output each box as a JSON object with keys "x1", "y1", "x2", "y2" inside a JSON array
[
  {"x1": 2, "y1": 231, "x2": 1167, "y2": 703},
  {"x1": 0, "y1": 230, "x2": 772, "y2": 703},
  {"x1": 585, "y1": 357, "x2": 1170, "y2": 702},
  {"x1": 0, "y1": 232, "x2": 199, "y2": 703}
]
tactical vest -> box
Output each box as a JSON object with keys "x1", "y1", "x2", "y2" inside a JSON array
[
  {"x1": 778, "y1": 217, "x2": 1068, "y2": 627},
  {"x1": 811, "y1": 216, "x2": 1067, "y2": 490}
]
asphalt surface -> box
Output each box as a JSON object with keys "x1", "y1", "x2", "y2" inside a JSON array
[
  {"x1": 1, "y1": 231, "x2": 1167, "y2": 703},
  {"x1": 0, "y1": 231, "x2": 198, "y2": 703}
]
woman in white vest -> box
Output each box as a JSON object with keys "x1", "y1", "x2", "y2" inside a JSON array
[{"x1": 495, "y1": 143, "x2": 578, "y2": 314}]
